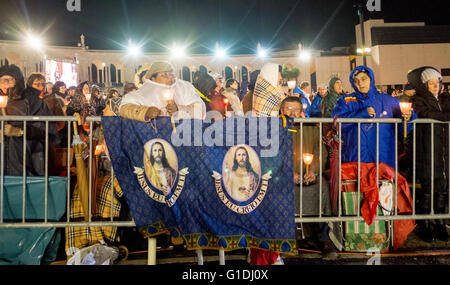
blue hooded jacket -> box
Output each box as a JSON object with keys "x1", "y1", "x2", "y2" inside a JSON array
[{"x1": 331, "y1": 66, "x2": 417, "y2": 169}]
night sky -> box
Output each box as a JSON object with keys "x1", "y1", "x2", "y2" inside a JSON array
[{"x1": 0, "y1": 0, "x2": 449, "y2": 54}]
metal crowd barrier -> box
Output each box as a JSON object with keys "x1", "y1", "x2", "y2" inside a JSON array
[{"x1": 1, "y1": 116, "x2": 449, "y2": 264}]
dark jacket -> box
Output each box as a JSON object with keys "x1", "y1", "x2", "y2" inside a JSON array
[
  {"x1": 5, "y1": 87, "x2": 59, "y2": 176},
  {"x1": 409, "y1": 66, "x2": 450, "y2": 197}
]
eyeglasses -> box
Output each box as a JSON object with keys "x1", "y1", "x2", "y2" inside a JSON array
[{"x1": 0, "y1": 78, "x2": 15, "y2": 84}]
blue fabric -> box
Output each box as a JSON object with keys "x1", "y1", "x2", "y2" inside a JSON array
[
  {"x1": 332, "y1": 66, "x2": 417, "y2": 169},
  {"x1": 102, "y1": 116, "x2": 297, "y2": 254},
  {"x1": 309, "y1": 95, "x2": 323, "y2": 117}
]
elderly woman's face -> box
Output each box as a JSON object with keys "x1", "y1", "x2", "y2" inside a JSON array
[{"x1": 153, "y1": 70, "x2": 176, "y2": 86}]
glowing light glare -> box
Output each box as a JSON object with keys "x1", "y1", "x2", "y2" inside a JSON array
[
  {"x1": 127, "y1": 43, "x2": 141, "y2": 56},
  {"x1": 0, "y1": 96, "x2": 8, "y2": 108},
  {"x1": 223, "y1": 98, "x2": 230, "y2": 106},
  {"x1": 257, "y1": 48, "x2": 268, "y2": 58},
  {"x1": 299, "y1": 51, "x2": 311, "y2": 61},
  {"x1": 357, "y1": 48, "x2": 363, "y2": 54},
  {"x1": 26, "y1": 33, "x2": 43, "y2": 49},
  {"x1": 170, "y1": 44, "x2": 186, "y2": 59},
  {"x1": 164, "y1": 90, "x2": 174, "y2": 101},
  {"x1": 215, "y1": 47, "x2": 227, "y2": 58},
  {"x1": 303, "y1": 153, "x2": 314, "y2": 166},
  {"x1": 399, "y1": 102, "x2": 412, "y2": 115},
  {"x1": 364, "y1": 47, "x2": 372, "y2": 53}
]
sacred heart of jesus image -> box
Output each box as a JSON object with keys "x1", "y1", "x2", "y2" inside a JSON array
[
  {"x1": 222, "y1": 145, "x2": 261, "y2": 202},
  {"x1": 143, "y1": 139, "x2": 178, "y2": 196}
]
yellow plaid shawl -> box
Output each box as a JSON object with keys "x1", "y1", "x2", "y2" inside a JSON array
[
  {"x1": 65, "y1": 175, "x2": 123, "y2": 256},
  {"x1": 252, "y1": 75, "x2": 285, "y2": 117}
]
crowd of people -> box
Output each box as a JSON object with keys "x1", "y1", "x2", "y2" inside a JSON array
[{"x1": 0, "y1": 60, "x2": 449, "y2": 265}]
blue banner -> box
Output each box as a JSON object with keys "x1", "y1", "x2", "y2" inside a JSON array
[{"x1": 102, "y1": 116, "x2": 296, "y2": 254}]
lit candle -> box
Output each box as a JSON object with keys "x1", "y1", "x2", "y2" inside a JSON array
[
  {"x1": 399, "y1": 102, "x2": 412, "y2": 138},
  {"x1": 223, "y1": 98, "x2": 230, "y2": 117},
  {"x1": 0, "y1": 96, "x2": 8, "y2": 116},
  {"x1": 302, "y1": 153, "x2": 314, "y2": 185},
  {"x1": 95, "y1": 144, "x2": 104, "y2": 156},
  {"x1": 164, "y1": 90, "x2": 176, "y2": 133}
]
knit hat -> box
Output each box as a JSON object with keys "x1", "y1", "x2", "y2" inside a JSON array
[
  {"x1": 421, "y1": 68, "x2": 442, "y2": 84},
  {"x1": 147, "y1": 61, "x2": 174, "y2": 78}
]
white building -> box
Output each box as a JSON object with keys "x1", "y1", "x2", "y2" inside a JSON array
[{"x1": 1, "y1": 19, "x2": 449, "y2": 93}]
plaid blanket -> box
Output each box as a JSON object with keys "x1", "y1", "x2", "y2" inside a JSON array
[
  {"x1": 65, "y1": 175, "x2": 123, "y2": 256},
  {"x1": 252, "y1": 75, "x2": 285, "y2": 117}
]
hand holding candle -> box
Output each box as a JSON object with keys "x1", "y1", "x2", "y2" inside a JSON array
[
  {"x1": 164, "y1": 90, "x2": 177, "y2": 132},
  {"x1": 399, "y1": 102, "x2": 412, "y2": 138}
]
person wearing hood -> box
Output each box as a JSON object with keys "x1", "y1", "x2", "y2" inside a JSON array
[
  {"x1": 120, "y1": 61, "x2": 206, "y2": 121},
  {"x1": 0, "y1": 64, "x2": 59, "y2": 176},
  {"x1": 408, "y1": 66, "x2": 450, "y2": 242},
  {"x1": 331, "y1": 66, "x2": 417, "y2": 169},
  {"x1": 192, "y1": 71, "x2": 226, "y2": 118},
  {"x1": 293, "y1": 81, "x2": 311, "y2": 117},
  {"x1": 321, "y1": 78, "x2": 344, "y2": 118},
  {"x1": 252, "y1": 63, "x2": 285, "y2": 117},
  {"x1": 309, "y1": 84, "x2": 327, "y2": 117}
]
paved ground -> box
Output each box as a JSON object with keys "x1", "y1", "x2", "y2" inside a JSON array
[{"x1": 115, "y1": 227, "x2": 450, "y2": 265}]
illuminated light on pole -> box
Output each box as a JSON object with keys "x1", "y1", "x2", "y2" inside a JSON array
[
  {"x1": 127, "y1": 40, "x2": 141, "y2": 57},
  {"x1": 25, "y1": 33, "x2": 44, "y2": 50},
  {"x1": 257, "y1": 42, "x2": 268, "y2": 58},
  {"x1": 299, "y1": 50, "x2": 311, "y2": 61},
  {"x1": 215, "y1": 42, "x2": 227, "y2": 59},
  {"x1": 170, "y1": 43, "x2": 186, "y2": 59},
  {"x1": 364, "y1": 47, "x2": 372, "y2": 53}
]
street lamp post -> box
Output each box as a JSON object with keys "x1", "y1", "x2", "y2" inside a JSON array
[{"x1": 356, "y1": 3, "x2": 367, "y2": 66}]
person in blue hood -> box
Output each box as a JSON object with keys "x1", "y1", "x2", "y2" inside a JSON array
[{"x1": 331, "y1": 66, "x2": 417, "y2": 169}]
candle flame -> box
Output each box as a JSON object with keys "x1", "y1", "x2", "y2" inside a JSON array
[
  {"x1": 399, "y1": 102, "x2": 412, "y2": 114},
  {"x1": 303, "y1": 153, "x2": 314, "y2": 165},
  {"x1": 0, "y1": 96, "x2": 8, "y2": 108}
]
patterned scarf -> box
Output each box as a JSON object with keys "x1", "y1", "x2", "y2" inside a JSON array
[{"x1": 252, "y1": 75, "x2": 285, "y2": 117}]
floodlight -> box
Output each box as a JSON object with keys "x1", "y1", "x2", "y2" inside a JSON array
[
  {"x1": 170, "y1": 44, "x2": 186, "y2": 59},
  {"x1": 299, "y1": 50, "x2": 311, "y2": 61}
]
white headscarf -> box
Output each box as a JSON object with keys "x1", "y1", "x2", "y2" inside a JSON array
[
  {"x1": 120, "y1": 78, "x2": 206, "y2": 119},
  {"x1": 260, "y1": 63, "x2": 280, "y2": 88}
]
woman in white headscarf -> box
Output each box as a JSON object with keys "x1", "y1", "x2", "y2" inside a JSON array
[
  {"x1": 119, "y1": 61, "x2": 206, "y2": 121},
  {"x1": 252, "y1": 63, "x2": 285, "y2": 117}
]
